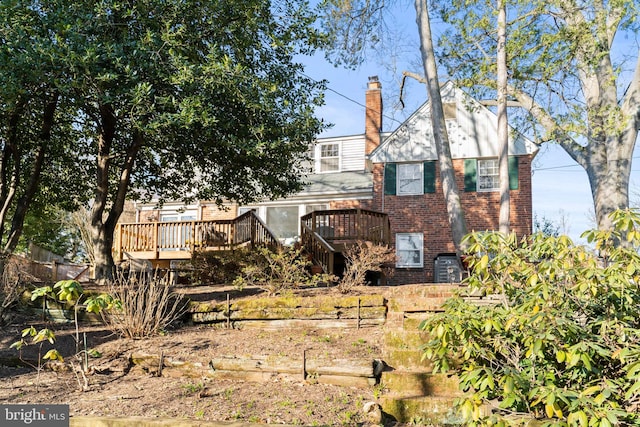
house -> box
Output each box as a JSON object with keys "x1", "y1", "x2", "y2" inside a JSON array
[{"x1": 121, "y1": 77, "x2": 538, "y2": 284}]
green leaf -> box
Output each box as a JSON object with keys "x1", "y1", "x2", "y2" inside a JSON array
[
  {"x1": 10, "y1": 340, "x2": 25, "y2": 350},
  {"x1": 31, "y1": 286, "x2": 53, "y2": 300},
  {"x1": 43, "y1": 349, "x2": 63, "y2": 362},
  {"x1": 582, "y1": 385, "x2": 600, "y2": 396},
  {"x1": 87, "y1": 349, "x2": 102, "y2": 358},
  {"x1": 479, "y1": 254, "x2": 489, "y2": 270}
]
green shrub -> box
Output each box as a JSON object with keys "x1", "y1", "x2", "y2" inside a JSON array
[
  {"x1": 180, "y1": 248, "x2": 260, "y2": 285},
  {"x1": 421, "y1": 209, "x2": 640, "y2": 426},
  {"x1": 233, "y1": 246, "x2": 335, "y2": 296}
]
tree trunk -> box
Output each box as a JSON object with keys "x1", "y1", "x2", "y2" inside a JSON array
[
  {"x1": 414, "y1": 0, "x2": 468, "y2": 252},
  {"x1": 5, "y1": 93, "x2": 58, "y2": 253},
  {"x1": 0, "y1": 105, "x2": 23, "y2": 240},
  {"x1": 91, "y1": 104, "x2": 143, "y2": 281},
  {"x1": 587, "y1": 150, "x2": 632, "y2": 232},
  {"x1": 91, "y1": 104, "x2": 115, "y2": 282},
  {"x1": 92, "y1": 223, "x2": 116, "y2": 281},
  {"x1": 496, "y1": 0, "x2": 510, "y2": 235}
]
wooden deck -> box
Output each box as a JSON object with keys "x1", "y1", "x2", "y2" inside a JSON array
[
  {"x1": 114, "y1": 208, "x2": 390, "y2": 275},
  {"x1": 114, "y1": 210, "x2": 279, "y2": 265}
]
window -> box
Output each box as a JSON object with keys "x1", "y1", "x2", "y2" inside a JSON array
[
  {"x1": 397, "y1": 163, "x2": 424, "y2": 195},
  {"x1": 464, "y1": 157, "x2": 519, "y2": 192},
  {"x1": 319, "y1": 143, "x2": 340, "y2": 172},
  {"x1": 238, "y1": 207, "x2": 253, "y2": 216},
  {"x1": 305, "y1": 204, "x2": 327, "y2": 214},
  {"x1": 396, "y1": 233, "x2": 424, "y2": 268},
  {"x1": 384, "y1": 162, "x2": 435, "y2": 195},
  {"x1": 159, "y1": 211, "x2": 197, "y2": 251},
  {"x1": 477, "y1": 158, "x2": 499, "y2": 191},
  {"x1": 266, "y1": 206, "x2": 300, "y2": 241}
]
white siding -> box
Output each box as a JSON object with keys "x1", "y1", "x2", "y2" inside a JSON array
[
  {"x1": 313, "y1": 135, "x2": 367, "y2": 173},
  {"x1": 369, "y1": 82, "x2": 538, "y2": 164},
  {"x1": 341, "y1": 137, "x2": 366, "y2": 171}
]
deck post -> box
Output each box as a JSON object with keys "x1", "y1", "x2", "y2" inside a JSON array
[
  {"x1": 250, "y1": 214, "x2": 256, "y2": 249},
  {"x1": 229, "y1": 219, "x2": 235, "y2": 251},
  {"x1": 115, "y1": 224, "x2": 122, "y2": 262},
  {"x1": 190, "y1": 221, "x2": 196, "y2": 254},
  {"x1": 153, "y1": 222, "x2": 159, "y2": 259}
]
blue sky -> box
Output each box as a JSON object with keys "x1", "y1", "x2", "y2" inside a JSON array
[{"x1": 301, "y1": 53, "x2": 639, "y2": 244}]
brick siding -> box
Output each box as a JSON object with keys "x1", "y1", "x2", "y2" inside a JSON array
[{"x1": 372, "y1": 156, "x2": 533, "y2": 283}]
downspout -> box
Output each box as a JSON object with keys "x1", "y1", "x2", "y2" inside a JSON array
[{"x1": 381, "y1": 162, "x2": 386, "y2": 212}]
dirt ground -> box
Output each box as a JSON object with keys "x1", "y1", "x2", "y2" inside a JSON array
[{"x1": 0, "y1": 286, "x2": 394, "y2": 426}]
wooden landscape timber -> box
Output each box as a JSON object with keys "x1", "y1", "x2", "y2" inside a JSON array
[
  {"x1": 130, "y1": 352, "x2": 384, "y2": 388},
  {"x1": 188, "y1": 293, "x2": 387, "y2": 329},
  {"x1": 209, "y1": 354, "x2": 384, "y2": 388}
]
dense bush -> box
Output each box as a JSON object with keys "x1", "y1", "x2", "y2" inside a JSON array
[
  {"x1": 421, "y1": 209, "x2": 640, "y2": 427},
  {"x1": 105, "y1": 272, "x2": 187, "y2": 339},
  {"x1": 233, "y1": 246, "x2": 335, "y2": 296},
  {"x1": 338, "y1": 241, "x2": 395, "y2": 293},
  {"x1": 181, "y1": 248, "x2": 261, "y2": 285},
  {"x1": 0, "y1": 257, "x2": 24, "y2": 325}
]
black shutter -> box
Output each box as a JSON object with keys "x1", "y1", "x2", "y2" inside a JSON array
[
  {"x1": 424, "y1": 161, "x2": 436, "y2": 193},
  {"x1": 464, "y1": 159, "x2": 477, "y2": 192},
  {"x1": 384, "y1": 163, "x2": 396, "y2": 195}
]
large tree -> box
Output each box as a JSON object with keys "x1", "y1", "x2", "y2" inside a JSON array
[
  {"x1": 35, "y1": 0, "x2": 328, "y2": 279},
  {"x1": 434, "y1": 0, "x2": 640, "y2": 232},
  {"x1": 0, "y1": 1, "x2": 90, "y2": 265},
  {"x1": 319, "y1": 0, "x2": 469, "y2": 253}
]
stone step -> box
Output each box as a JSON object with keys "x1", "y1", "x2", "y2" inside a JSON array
[
  {"x1": 382, "y1": 327, "x2": 433, "y2": 371},
  {"x1": 403, "y1": 313, "x2": 433, "y2": 330},
  {"x1": 381, "y1": 371, "x2": 461, "y2": 398},
  {"x1": 383, "y1": 284, "x2": 463, "y2": 299},
  {"x1": 380, "y1": 395, "x2": 463, "y2": 425},
  {"x1": 382, "y1": 348, "x2": 432, "y2": 371},
  {"x1": 386, "y1": 296, "x2": 450, "y2": 313},
  {"x1": 383, "y1": 328, "x2": 430, "y2": 350}
]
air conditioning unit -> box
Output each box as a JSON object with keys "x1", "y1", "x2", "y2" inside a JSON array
[{"x1": 434, "y1": 254, "x2": 462, "y2": 283}]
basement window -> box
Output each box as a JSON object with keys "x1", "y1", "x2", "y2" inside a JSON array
[{"x1": 396, "y1": 233, "x2": 424, "y2": 268}]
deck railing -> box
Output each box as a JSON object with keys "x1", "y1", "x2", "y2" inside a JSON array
[
  {"x1": 300, "y1": 208, "x2": 390, "y2": 274},
  {"x1": 115, "y1": 210, "x2": 279, "y2": 261}
]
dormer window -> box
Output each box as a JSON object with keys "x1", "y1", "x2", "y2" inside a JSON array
[{"x1": 319, "y1": 143, "x2": 340, "y2": 172}]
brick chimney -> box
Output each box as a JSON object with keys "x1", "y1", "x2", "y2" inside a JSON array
[{"x1": 365, "y1": 76, "x2": 382, "y2": 157}]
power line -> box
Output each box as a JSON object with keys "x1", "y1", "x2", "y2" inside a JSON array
[
  {"x1": 299, "y1": 71, "x2": 404, "y2": 126},
  {"x1": 300, "y1": 71, "x2": 640, "y2": 176},
  {"x1": 533, "y1": 156, "x2": 640, "y2": 173}
]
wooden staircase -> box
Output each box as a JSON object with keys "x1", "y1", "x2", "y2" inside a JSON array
[
  {"x1": 300, "y1": 208, "x2": 390, "y2": 275},
  {"x1": 115, "y1": 208, "x2": 390, "y2": 274}
]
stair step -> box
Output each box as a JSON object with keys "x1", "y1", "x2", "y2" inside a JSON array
[
  {"x1": 383, "y1": 284, "x2": 463, "y2": 299},
  {"x1": 381, "y1": 371, "x2": 461, "y2": 398},
  {"x1": 383, "y1": 328, "x2": 430, "y2": 350},
  {"x1": 380, "y1": 395, "x2": 463, "y2": 425},
  {"x1": 403, "y1": 313, "x2": 434, "y2": 330},
  {"x1": 382, "y1": 349, "x2": 432, "y2": 371},
  {"x1": 387, "y1": 296, "x2": 450, "y2": 313}
]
